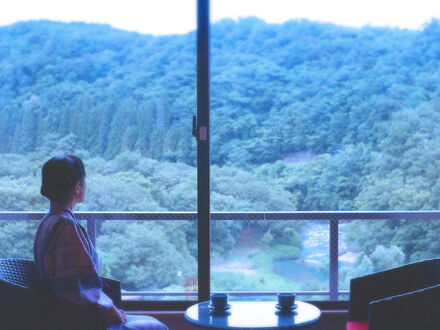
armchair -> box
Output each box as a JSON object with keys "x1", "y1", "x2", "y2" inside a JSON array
[
  {"x1": 347, "y1": 258, "x2": 440, "y2": 330},
  {"x1": 0, "y1": 258, "x2": 121, "y2": 330}
]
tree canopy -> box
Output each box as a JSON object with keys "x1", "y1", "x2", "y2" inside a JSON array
[{"x1": 1, "y1": 17, "x2": 440, "y2": 294}]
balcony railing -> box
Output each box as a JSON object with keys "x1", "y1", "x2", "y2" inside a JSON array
[{"x1": 2, "y1": 210, "x2": 439, "y2": 301}]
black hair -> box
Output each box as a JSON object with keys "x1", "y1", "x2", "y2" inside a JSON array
[{"x1": 40, "y1": 155, "x2": 86, "y2": 204}]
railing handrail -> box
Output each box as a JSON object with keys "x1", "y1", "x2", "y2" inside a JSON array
[
  {"x1": 122, "y1": 290, "x2": 350, "y2": 296},
  {"x1": 2, "y1": 210, "x2": 440, "y2": 221}
]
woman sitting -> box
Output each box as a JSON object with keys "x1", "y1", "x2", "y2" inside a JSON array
[{"x1": 33, "y1": 155, "x2": 168, "y2": 330}]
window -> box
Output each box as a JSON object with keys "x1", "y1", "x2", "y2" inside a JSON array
[
  {"x1": 0, "y1": 0, "x2": 198, "y2": 302},
  {"x1": 210, "y1": 0, "x2": 440, "y2": 301},
  {"x1": 1, "y1": 0, "x2": 440, "y2": 308}
]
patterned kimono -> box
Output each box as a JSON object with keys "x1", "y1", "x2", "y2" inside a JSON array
[
  {"x1": 34, "y1": 202, "x2": 168, "y2": 330},
  {"x1": 34, "y1": 202, "x2": 113, "y2": 309}
]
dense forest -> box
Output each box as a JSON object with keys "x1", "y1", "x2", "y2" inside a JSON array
[{"x1": 1, "y1": 18, "x2": 440, "y2": 295}]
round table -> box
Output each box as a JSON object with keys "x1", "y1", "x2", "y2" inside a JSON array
[{"x1": 185, "y1": 300, "x2": 321, "y2": 329}]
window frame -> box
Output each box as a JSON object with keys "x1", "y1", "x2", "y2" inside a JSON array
[
  {"x1": 125, "y1": 0, "x2": 211, "y2": 310},
  {"x1": 122, "y1": 0, "x2": 351, "y2": 311}
]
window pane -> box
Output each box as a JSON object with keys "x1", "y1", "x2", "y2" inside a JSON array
[
  {"x1": 0, "y1": 219, "x2": 39, "y2": 259},
  {"x1": 211, "y1": 219, "x2": 329, "y2": 301},
  {"x1": 339, "y1": 218, "x2": 440, "y2": 292},
  {"x1": 96, "y1": 220, "x2": 197, "y2": 300},
  {"x1": 0, "y1": 0, "x2": 197, "y2": 301},
  {"x1": 211, "y1": 0, "x2": 440, "y2": 300}
]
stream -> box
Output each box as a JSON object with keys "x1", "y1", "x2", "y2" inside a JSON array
[{"x1": 272, "y1": 223, "x2": 331, "y2": 284}]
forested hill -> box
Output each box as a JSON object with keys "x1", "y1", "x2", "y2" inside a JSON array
[
  {"x1": 1, "y1": 18, "x2": 440, "y2": 168},
  {"x1": 3, "y1": 18, "x2": 440, "y2": 290}
]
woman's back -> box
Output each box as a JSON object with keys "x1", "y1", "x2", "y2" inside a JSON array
[
  {"x1": 33, "y1": 202, "x2": 104, "y2": 305},
  {"x1": 34, "y1": 155, "x2": 168, "y2": 330}
]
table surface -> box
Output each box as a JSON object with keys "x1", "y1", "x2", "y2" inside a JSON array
[{"x1": 185, "y1": 300, "x2": 321, "y2": 329}]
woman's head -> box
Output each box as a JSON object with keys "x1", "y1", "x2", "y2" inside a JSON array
[{"x1": 41, "y1": 155, "x2": 86, "y2": 205}]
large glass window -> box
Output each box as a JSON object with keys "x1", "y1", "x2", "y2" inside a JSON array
[
  {"x1": 0, "y1": 0, "x2": 197, "y2": 301},
  {"x1": 210, "y1": 0, "x2": 440, "y2": 300},
  {"x1": 2, "y1": 0, "x2": 440, "y2": 306}
]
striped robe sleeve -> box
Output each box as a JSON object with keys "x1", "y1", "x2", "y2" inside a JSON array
[{"x1": 48, "y1": 222, "x2": 113, "y2": 309}]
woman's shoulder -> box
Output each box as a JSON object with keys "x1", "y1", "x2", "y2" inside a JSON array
[
  {"x1": 42, "y1": 211, "x2": 76, "y2": 228},
  {"x1": 34, "y1": 211, "x2": 81, "y2": 261},
  {"x1": 37, "y1": 212, "x2": 77, "y2": 242},
  {"x1": 40, "y1": 213, "x2": 90, "y2": 251}
]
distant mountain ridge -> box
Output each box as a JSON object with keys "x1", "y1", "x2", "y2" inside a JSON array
[{"x1": 0, "y1": 18, "x2": 439, "y2": 166}]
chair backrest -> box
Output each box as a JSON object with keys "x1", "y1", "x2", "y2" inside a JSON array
[
  {"x1": 0, "y1": 258, "x2": 102, "y2": 330},
  {"x1": 369, "y1": 284, "x2": 440, "y2": 330},
  {"x1": 349, "y1": 258, "x2": 440, "y2": 321},
  {"x1": 0, "y1": 258, "x2": 38, "y2": 290}
]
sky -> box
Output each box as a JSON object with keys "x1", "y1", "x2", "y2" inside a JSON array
[{"x1": 0, "y1": 0, "x2": 439, "y2": 35}]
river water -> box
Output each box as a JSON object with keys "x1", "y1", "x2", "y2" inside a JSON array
[{"x1": 272, "y1": 223, "x2": 330, "y2": 285}]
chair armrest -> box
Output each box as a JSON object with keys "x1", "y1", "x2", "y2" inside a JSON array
[
  {"x1": 348, "y1": 258, "x2": 440, "y2": 321},
  {"x1": 369, "y1": 284, "x2": 440, "y2": 330},
  {"x1": 102, "y1": 277, "x2": 122, "y2": 309}
]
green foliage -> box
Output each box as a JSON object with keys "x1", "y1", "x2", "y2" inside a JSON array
[
  {"x1": 2, "y1": 18, "x2": 440, "y2": 293},
  {"x1": 211, "y1": 220, "x2": 243, "y2": 256},
  {"x1": 212, "y1": 272, "x2": 262, "y2": 291},
  {"x1": 1, "y1": 19, "x2": 440, "y2": 170},
  {"x1": 0, "y1": 221, "x2": 39, "y2": 259},
  {"x1": 252, "y1": 244, "x2": 301, "y2": 270},
  {"x1": 261, "y1": 230, "x2": 274, "y2": 245},
  {"x1": 269, "y1": 244, "x2": 301, "y2": 260},
  {"x1": 371, "y1": 245, "x2": 405, "y2": 271},
  {"x1": 97, "y1": 221, "x2": 196, "y2": 291},
  {"x1": 339, "y1": 255, "x2": 374, "y2": 290},
  {"x1": 0, "y1": 151, "x2": 299, "y2": 290},
  {"x1": 0, "y1": 176, "x2": 46, "y2": 211}
]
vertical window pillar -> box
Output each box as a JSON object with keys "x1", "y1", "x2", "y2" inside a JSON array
[
  {"x1": 329, "y1": 218, "x2": 339, "y2": 300},
  {"x1": 197, "y1": 0, "x2": 210, "y2": 302}
]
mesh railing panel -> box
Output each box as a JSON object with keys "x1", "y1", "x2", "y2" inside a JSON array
[{"x1": 2, "y1": 211, "x2": 440, "y2": 300}]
